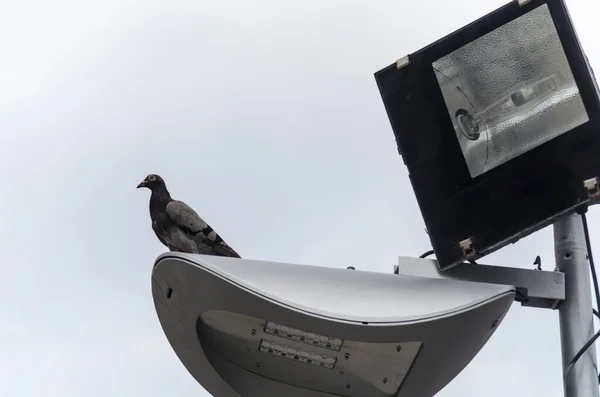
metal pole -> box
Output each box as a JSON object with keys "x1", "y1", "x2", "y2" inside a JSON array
[{"x1": 554, "y1": 213, "x2": 599, "y2": 397}]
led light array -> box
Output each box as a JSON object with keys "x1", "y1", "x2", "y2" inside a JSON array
[
  {"x1": 259, "y1": 339, "x2": 337, "y2": 369},
  {"x1": 264, "y1": 321, "x2": 343, "y2": 351}
]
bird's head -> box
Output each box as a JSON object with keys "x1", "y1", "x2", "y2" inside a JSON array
[{"x1": 137, "y1": 174, "x2": 166, "y2": 191}]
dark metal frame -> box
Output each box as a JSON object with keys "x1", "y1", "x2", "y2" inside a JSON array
[{"x1": 375, "y1": 0, "x2": 600, "y2": 270}]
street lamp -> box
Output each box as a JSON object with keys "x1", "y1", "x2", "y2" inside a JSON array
[
  {"x1": 152, "y1": 252, "x2": 515, "y2": 397},
  {"x1": 375, "y1": 0, "x2": 600, "y2": 270},
  {"x1": 150, "y1": 1, "x2": 600, "y2": 397}
]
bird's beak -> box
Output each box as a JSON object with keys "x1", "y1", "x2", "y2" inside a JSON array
[{"x1": 137, "y1": 180, "x2": 147, "y2": 189}]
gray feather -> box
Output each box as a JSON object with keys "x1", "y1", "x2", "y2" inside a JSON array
[
  {"x1": 165, "y1": 200, "x2": 240, "y2": 257},
  {"x1": 165, "y1": 200, "x2": 209, "y2": 235}
]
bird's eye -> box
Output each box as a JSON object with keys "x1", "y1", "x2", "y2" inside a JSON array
[{"x1": 148, "y1": 175, "x2": 156, "y2": 181}]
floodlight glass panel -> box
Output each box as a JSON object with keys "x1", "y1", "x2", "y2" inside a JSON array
[{"x1": 433, "y1": 4, "x2": 589, "y2": 178}]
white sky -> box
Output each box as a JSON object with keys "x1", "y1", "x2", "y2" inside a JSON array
[{"x1": 1, "y1": 0, "x2": 600, "y2": 396}]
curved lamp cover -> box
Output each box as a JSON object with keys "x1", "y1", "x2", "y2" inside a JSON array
[{"x1": 152, "y1": 253, "x2": 515, "y2": 397}]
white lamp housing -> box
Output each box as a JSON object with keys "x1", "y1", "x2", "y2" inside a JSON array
[{"x1": 152, "y1": 253, "x2": 515, "y2": 397}]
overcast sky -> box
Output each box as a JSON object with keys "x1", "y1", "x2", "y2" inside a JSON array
[{"x1": 2, "y1": 0, "x2": 600, "y2": 396}]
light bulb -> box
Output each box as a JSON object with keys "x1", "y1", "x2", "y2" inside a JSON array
[{"x1": 455, "y1": 72, "x2": 565, "y2": 141}]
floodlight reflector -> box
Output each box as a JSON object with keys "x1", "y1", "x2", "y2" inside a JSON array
[
  {"x1": 433, "y1": 4, "x2": 589, "y2": 178},
  {"x1": 264, "y1": 321, "x2": 344, "y2": 351}
]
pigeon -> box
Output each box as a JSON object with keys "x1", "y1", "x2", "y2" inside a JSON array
[{"x1": 137, "y1": 173, "x2": 241, "y2": 258}]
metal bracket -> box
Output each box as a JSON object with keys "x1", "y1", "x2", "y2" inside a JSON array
[
  {"x1": 394, "y1": 256, "x2": 565, "y2": 310},
  {"x1": 459, "y1": 238, "x2": 476, "y2": 258},
  {"x1": 396, "y1": 55, "x2": 411, "y2": 70},
  {"x1": 583, "y1": 177, "x2": 600, "y2": 201}
]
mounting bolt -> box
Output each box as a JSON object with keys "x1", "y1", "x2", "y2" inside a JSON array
[
  {"x1": 396, "y1": 55, "x2": 410, "y2": 70},
  {"x1": 583, "y1": 177, "x2": 600, "y2": 201},
  {"x1": 517, "y1": 0, "x2": 533, "y2": 6},
  {"x1": 459, "y1": 238, "x2": 476, "y2": 258},
  {"x1": 491, "y1": 318, "x2": 500, "y2": 329}
]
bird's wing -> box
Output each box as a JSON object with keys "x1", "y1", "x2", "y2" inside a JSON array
[
  {"x1": 165, "y1": 200, "x2": 209, "y2": 235},
  {"x1": 166, "y1": 200, "x2": 241, "y2": 257},
  {"x1": 212, "y1": 243, "x2": 241, "y2": 258}
]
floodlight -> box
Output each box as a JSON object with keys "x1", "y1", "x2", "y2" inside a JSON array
[
  {"x1": 375, "y1": 0, "x2": 600, "y2": 270},
  {"x1": 152, "y1": 252, "x2": 515, "y2": 397}
]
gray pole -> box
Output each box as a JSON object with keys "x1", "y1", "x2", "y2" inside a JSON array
[{"x1": 554, "y1": 213, "x2": 599, "y2": 397}]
